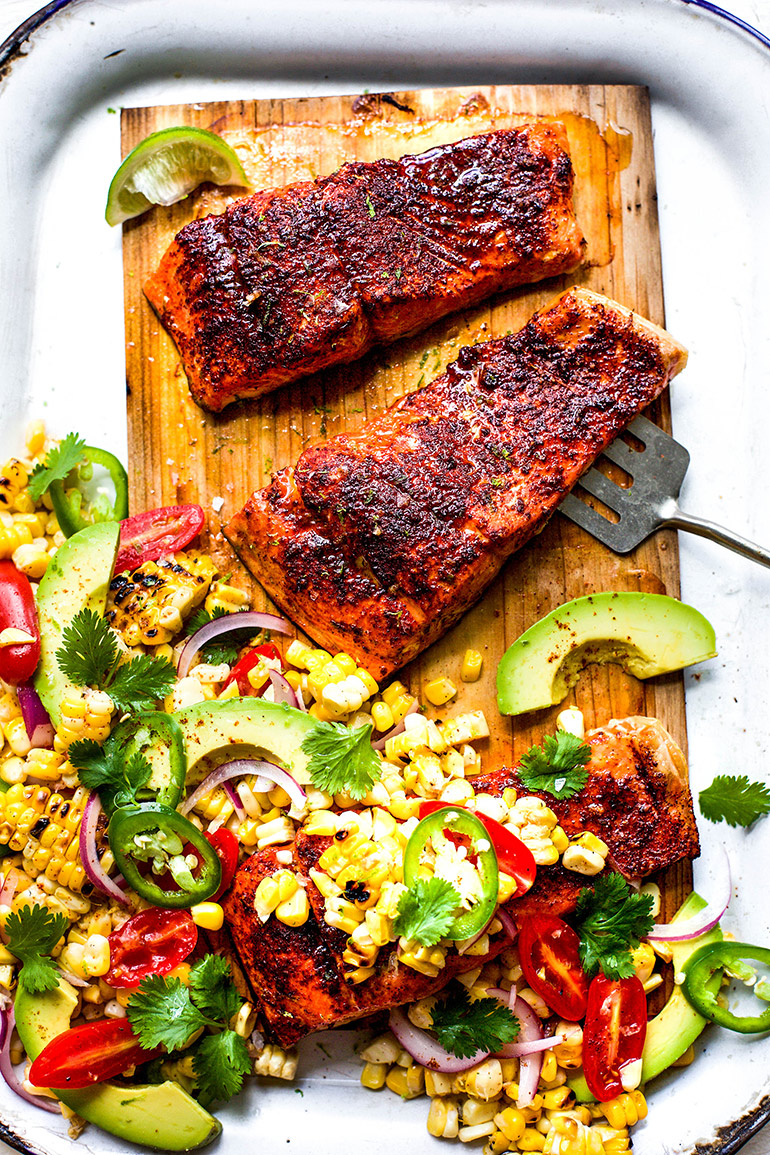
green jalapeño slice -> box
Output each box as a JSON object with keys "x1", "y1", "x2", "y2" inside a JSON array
[
  {"x1": 403, "y1": 808, "x2": 499, "y2": 940},
  {"x1": 108, "y1": 804, "x2": 221, "y2": 908}
]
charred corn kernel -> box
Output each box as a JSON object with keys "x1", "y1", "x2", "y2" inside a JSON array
[
  {"x1": 556, "y1": 708, "x2": 585, "y2": 738},
  {"x1": 386, "y1": 1063, "x2": 424, "y2": 1099},
  {"x1": 464, "y1": 1060, "x2": 503, "y2": 1101},
  {"x1": 460, "y1": 649, "x2": 483, "y2": 683},
  {"x1": 256, "y1": 816, "x2": 295, "y2": 849},
  {"x1": 191, "y1": 902, "x2": 225, "y2": 931},
  {"x1": 553, "y1": 1022, "x2": 583, "y2": 1069},
  {"x1": 253, "y1": 1044, "x2": 298, "y2": 1080},
  {"x1": 423, "y1": 676, "x2": 457, "y2": 706},
  {"x1": 540, "y1": 1051, "x2": 559, "y2": 1084},
  {"x1": 324, "y1": 896, "x2": 364, "y2": 935},
  {"x1": 425, "y1": 1070, "x2": 454, "y2": 1097},
  {"x1": 485, "y1": 1129, "x2": 512, "y2": 1155},
  {"x1": 360, "y1": 1061, "x2": 387, "y2": 1090},
  {"x1": 345, "y1": 964, "x2": 376, "y2": 985},
  {"x1": 495, "y1": 1107, "x2": 527, "y2": 1142},
  {"x1": 517, "y1": 1128, "x2": 546, "y2": 1151},
  {"x1": 543, "y1": 1087, "x2": 574, "y2": 1111},
  {"x1": 24, "y1": 749, "x2": 66, "y2": 783},
  {"x1": 82, "y1": 934, "x2": 110, "y2": 977},
  {"x1": 441, "y1": 710, "x2": 489, "y2": 746},
  {"x1": 308, "y1": 868, "x2": 341, "y2": 900},
  {"x1": 0, "y1": 459, "x2": 29, "y2": 506},
  {"x1": 360, "y1": 1032, "x2": 401, "y2": 1065},
  {"x1": 459, "y1": 1122, "x2": 496, "y2": 1143},
  {"x1": 600, "y1": 1091, "x2": 646, "y2": 1130},
  {"x1": 106, "y1": 552, "x2": 216, "y2": 646},
  {"x1": 4, "y1": 717, "x2": 31, "y2": 758},
  {"x1": 427, "y1": 1095, "x2": 460, "y2": 1138},
  {"x1": 371, "y1": 701, "x2": 395, "y2": 732},
  {"x1": 561, "y1": 844, "x2": 605, "y2": 876},
  {"x1": 398, "y1": 941, "x2": 446, "y2": 977},
  {"x1": 203, "y1": 581, "x2": 250, "y2": 615},
  {"x1": 11, "y1": 543, "x2": 49, "y2": 579},
  {"x1": 275, "y1": 886, "x2": 309, "y2": 928}
]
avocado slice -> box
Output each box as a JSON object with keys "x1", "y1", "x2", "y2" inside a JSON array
[
  {"x1": 33, "y1": 521, "x2": 120, "y2": 728},
  {"x1": 174, "y1": 697, "x2": 320, "y2": 786},
  {"x1": 14, "y1": 979, "x2": 221, "y2": 1150},
  {"x1": 497, "y1": 592, "x2": 717, "y2": 716},
  {"x1": 569, "y1": 891, "x2": 723, "y2": 1101}
]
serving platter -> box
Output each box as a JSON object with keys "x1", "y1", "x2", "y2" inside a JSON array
[{"x1": 2, "y1": 2, "x2": 770, "y2": 1155}]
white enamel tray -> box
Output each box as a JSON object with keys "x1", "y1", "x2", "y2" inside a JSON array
[{"x1": 2, "y1": 1, "x2": 770, "y2": 1153}]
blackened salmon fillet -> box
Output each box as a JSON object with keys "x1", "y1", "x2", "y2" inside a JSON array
[
  {"x1": 224, "y1": 288, "x2": 688, "y2": 679},
  {"x1": 144, "y1": 124, "x2": 585, "y2": 410}
]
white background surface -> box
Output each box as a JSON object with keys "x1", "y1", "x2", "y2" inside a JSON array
[{"x1": 2, "y1": 1, "x2": 770, "y2": 1154}]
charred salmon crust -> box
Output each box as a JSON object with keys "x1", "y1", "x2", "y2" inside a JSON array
[
  {"x1": 144, "y1": 124, "x2": 585, "y2": 410},
  {"x1": 224, "y1": 288, "x2": 688, "y2": 679}
]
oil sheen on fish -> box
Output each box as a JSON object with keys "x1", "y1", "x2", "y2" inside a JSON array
[
  {"x1": 224, "y1": 288, "x2": 688, "y2": 679},
  {"x1": 144, "y1": 124, "x2": 585, "y2": 410}
]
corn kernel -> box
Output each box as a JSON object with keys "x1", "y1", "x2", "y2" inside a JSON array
[
  {"x1": 191, "y1": 902, "x2": 225, "y2": 931},
  {"x1": 428, "y1": 1096, "x2": 460, "y2": 1138},
  {"x1": 423, "y1": 676, "x2": 457, "y2": 706},
  {"x1": 275, "y1": 887, "x2": 309, "y2": 928},
  {"x1": 371, "y1": 701, "x2": 395, "y2": 733},
  {"x1": 385, "y1": 1063, "x2": 424, "y2": 1099},
  {"x1": 460, "y1": 649, "x2": 483, "y2": 683},
  {"x1": 360, "y1": 1061, "x2": 387, "y2": 1091}
]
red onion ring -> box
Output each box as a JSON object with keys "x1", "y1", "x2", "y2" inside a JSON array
[
  {"x1": 266, "y1": 669, "x2": 299, "y2": 709},
  {"x1": 177, "y1": 611, "x2": 293, "y2": 679},
  {"x1": 16, "y1": 684, "x2": 54, "y2": 750},
  {"x1": 0, "y1": 869, "x2": 18, "y2": 910},
  {"x1": 0, "y1": 1008, "x2": 60, "y2": 1114},
  {"x1": 510, "y1": 994, "x2": 544, "y2": 1107},
  {"x1": 496, "y1": 906, "x2": 518, "y2": 943},
  {"x1": 78, "y1": 795, "x2": 130, "y2": 905},
  {"x1": 181, "y1": 759, "x2": 307, "y2": 819},
  {"x1": 223, "y1": 781, "x2": 246, "y2": 821},
  {"x1": 371, "y1": 698, "x2": 420, "y2": 751},
  {"x1": 388, "y1": 1007, "x2": 487, "y2": 1073},
  {"x1": 647, "y1": 845, "x2": 732, "y2": 942}
]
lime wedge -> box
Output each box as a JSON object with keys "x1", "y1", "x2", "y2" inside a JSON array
[{"x1": 105, "y1": 126, "x2": 248, "y2": 226}]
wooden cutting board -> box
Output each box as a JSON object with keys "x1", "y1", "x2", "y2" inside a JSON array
[{"x1": 121, "y1": 84, "x2": 690, "y2": 918}]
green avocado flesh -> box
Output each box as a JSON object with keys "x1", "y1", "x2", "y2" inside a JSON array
[
  {"x1": 173, "y1": 696, "x2": 319, "y2": 786},
  {"x1": 33, "y1": 522, "x2": 120, "y2": 728},
  {"x1": 14, "y1": 980, "x2": 220, "y2": 1150},
  {"x1": 569, "y1": 891, "x2": 723, "y2": 1102},
  {"x1": 497, "y1": 592, "x2": 717, "y2": 716}
]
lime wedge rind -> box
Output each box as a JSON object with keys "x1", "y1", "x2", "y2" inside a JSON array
[{"x1": 105, "y1": 126, "x2": 248, "y2": 227}]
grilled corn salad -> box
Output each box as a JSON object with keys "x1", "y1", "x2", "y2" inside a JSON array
[{"x1": 0, "y1": 425, "x2": 703, "y2": 1155}]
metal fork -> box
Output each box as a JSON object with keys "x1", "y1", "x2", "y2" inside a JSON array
[{"x1": 559, "y1": 415, "x2": 770, "y2": 568}]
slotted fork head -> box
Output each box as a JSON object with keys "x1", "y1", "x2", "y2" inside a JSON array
[{"x1": 559, "y1": 415, "x2": 690, "y2": 553}]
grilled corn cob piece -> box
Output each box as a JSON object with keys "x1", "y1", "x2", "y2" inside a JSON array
[
  {"x1": 54, "y1": 689, "x2": 115, "y2": 751},
  {"x1": 105, "y1": 551, "x2": 216, "y2": 646},
  {"x1": 0, "y1": 783, "x2": 89, "y2": 891}
]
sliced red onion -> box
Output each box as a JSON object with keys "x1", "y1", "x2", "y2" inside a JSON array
[
  {"x1": 0, "y1": 1008, "x2": 60, "y2": 1114},
  {"x1": 223, "y1": 781, "x2": 246, "y2": 821},
  {"x1": 496, "y1": 905, "x2": 518, "y2": 943},
  {"x1": 372, "y1": 698, "x2": 420, "y2": 751},
  {"x1": 56, "y1": 966, "x2": 90, "y2": 989},
  {"x1": 16, "y1": 684, "x2": 54, "y2": 750},
  {"x1": 181, "y1": 759, "x2": 307, "y2": 819},
  {"x1": 177, "y1": 611, "x2": 293, "y2": 679},
  {"x1": 79, "y1": 794, "x2": 130, "y2": 905},
  {"x1": 266, "y1": 669, "x2": 299, "y2": 709},
  {"x1": 647, "y1": 845, "x2": 732, "y2": 942},
  {"x1": 510, "y1": 995, "x2": 544, "y2": 1107},
  {"x1": 0, "y1": 868, "x2": 18, "y2": 910},
  {"x1": 389, "y1": 1006, "x2": 487, "y2": 1073}
]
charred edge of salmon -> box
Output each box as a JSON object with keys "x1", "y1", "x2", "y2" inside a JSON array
[
  {"x1": 144, "y1": 124, "x2": 586, "y2": 411},
  {"x1": 223, "y1": 288, "x2": 688, "y2": 678}
]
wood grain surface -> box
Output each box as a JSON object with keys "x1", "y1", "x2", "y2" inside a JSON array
[{"x1": 121, "y1": 84, "x2": 690, "y2": 918}]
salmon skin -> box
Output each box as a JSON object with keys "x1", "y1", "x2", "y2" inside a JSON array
[
  {"x1": 144, "y1": 124, "x2": 585, "y2": 411},
  {"x1": 225, "y1": 288, "x2": 688, "y2": 680},
  {"x1": 220, "y1": 717, "x2": 698, "y2": 1048}
]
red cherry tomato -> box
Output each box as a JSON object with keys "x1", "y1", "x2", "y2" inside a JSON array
[
  {"x1": 582, "y1": 974, "x2": 648, "y2": 1101},
  {"x1": 205, "y1": 828, "x2": 239, "y2": 900},
  {"x1": 0, "y1": 561, "x2": 40, "y2": 684},
  {"x1": 105, "y1": 907, "x2": 198, "y2": 988},
  {"x1": 29, "y1": 1018, "x2": 159, "y2": 1089},
  {"x1": 115, "y1": 504, "x2": 205, "y2": 574},
  {"x1": 418, "y1": 801, "x2": 536, "y2": 897},
  {"x1": 223, "y1": 643, "x2": 283, "y2": 696},
  {"x1": 517, "y1": 913, "x2": 589, "y2": 1021}
]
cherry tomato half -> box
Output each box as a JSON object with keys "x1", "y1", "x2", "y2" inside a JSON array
[
  {"x1": 29, "y1": 1018, "x2": 159, "y2": 1089},
  {"x1": 105, "y1": 907, "x2": 198, "y2": 988},
  {"x1": 582, "y1": 974, "x2": 648, "y2": 1102},
  {"x1": 517, "y1": 913, "x2": 589, "y2": 1021},
  {"x1": 418, "y1": 801, "x2": 537, "y2": 897},
  {"x1": 223, "y1": 643, "x2": 283, "y2": 696},
  {"x1": 0, "y1": 561, "x2": 40, "y2": 684},
  {"x1": 205, "y1": 828, "x2": 239, "y2": 901},
  {"x1": 115, "y1": 504, "x2": 205, "y2": 574}
]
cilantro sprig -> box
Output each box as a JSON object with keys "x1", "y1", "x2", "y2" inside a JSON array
[
  {"x1": 430, "y1": 984, "x2": 520, "y2": 1059},
  {"x1": 28, "y1": 433, "x2": 87, "y2": 501},
  {"x1": 58, "y1": 608, "x2": 175, "y2": 713},
  {"x1": 517, "y1": 730, "x2": 591, "y2": 800},
  {"x1": 301, "y1": 719, "x2": 382, "y2": 801},
  {"x1": 127, "y1": 956, "x2": 251, "y2": 1107},
  {"x1": 5, "y1": 905, "x2": 68, "y2": 995},
  {"x1": 69, "y1": 733, "x2": 151, "y2": 812},
  {"x1": 393, "y1": 878, "x2": 460, "y2": 946},
  {"x1": 573, "y1": 873, "x2": 655, "y2": 979},
  {"x1": 185, "y1": 606, "x2": 257, "y2": 666},
  {"x1": 699, "y1": 775, "x2": 770, "y2": 828}
]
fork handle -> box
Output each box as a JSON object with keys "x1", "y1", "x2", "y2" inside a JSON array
[{"x1": 663, "y1": 502, "x2": 770, "y2": 568}]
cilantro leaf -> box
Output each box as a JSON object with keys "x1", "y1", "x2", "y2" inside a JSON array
[
  {"x1": 193, "y1": 1030, "x2": 251, "y2": 1107},
  {"x1": 69, "y1": 737, "x2": 152, "y2": 812},
  {"x1": 393, "y1": 877, "x2": 460, "y2": 946},
  {"x1": 28, "y1": 432, "x2": 87, "y2": 501},
  {"x1": 517, "y1": 731, "x2": 591, "y2": 800},
  {"x1": 699, "y1": 775, "x2": 770, "y2": 828},
  {"x1": 127, "y1": 975, "x2": 207, "y2": 1051},
  {"x1": 5, "y1": 905, "x2": 69, "y2": 995},
  {"x1": 189, "y1": 955, "x2": 241, "y2": 1023},
  {"x1": 430, "y1": 984, "x2": 520, "y2": 1059},
  {"x1": 573, "y1": 873, "x2": 655, "y2": 979},
  {"x1": 107, "y1": 653, "x2": 176, "y2": 713},
  {"x1": 185, "y1": 607, "x2": 258, "y2": 665},
  {"x1": 301, "y1": 719, "x2": 382, "y2": 801},
  {"x1": 57, "y1": 608, "x2": 119, "y2": 688}
]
